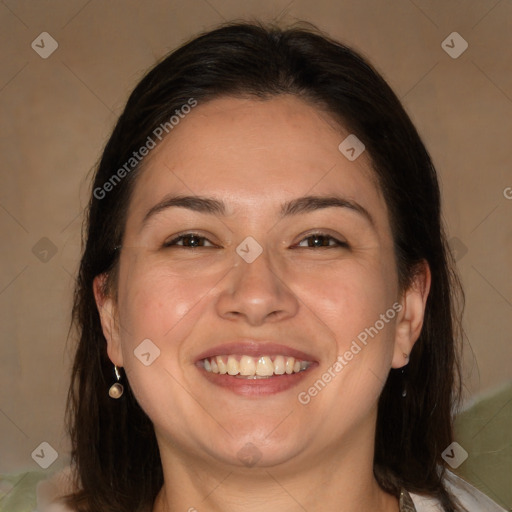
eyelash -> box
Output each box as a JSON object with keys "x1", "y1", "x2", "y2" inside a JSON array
[{"x1": 163, "y1": 232, "x2": 349, "y2": 249}]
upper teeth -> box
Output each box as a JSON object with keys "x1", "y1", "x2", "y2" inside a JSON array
[{"x1": 203, "y1": 355, "x2": 311, "y2": 377}]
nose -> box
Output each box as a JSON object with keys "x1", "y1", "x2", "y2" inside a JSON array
[{"x1": 215, "y1": 247, "x2": 299, "y2": 326}]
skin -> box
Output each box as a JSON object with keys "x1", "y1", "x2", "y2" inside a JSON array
[{"x1": 94, "y1": 95, "x2": 431, "y2": 512}]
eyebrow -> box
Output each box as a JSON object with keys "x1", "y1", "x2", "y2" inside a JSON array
[{"x1": 142, "y1": 194, "x2": 375, "y2": 229}]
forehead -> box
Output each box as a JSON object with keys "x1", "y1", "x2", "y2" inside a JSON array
[{"x1": 128, "y1": 95, "x2": 386, "y2": 223}]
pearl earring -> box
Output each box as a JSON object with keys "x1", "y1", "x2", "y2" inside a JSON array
[{"x1": 108, "y1": 365, "x2": 124, "y2": 399}]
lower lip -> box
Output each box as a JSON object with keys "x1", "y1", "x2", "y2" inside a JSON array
[{"x1": 197, "y1": 364, "x2": 317, "y2": 397}]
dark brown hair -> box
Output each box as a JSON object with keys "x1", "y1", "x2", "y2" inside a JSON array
[{"x1": 64, "y1": 20, "x2": 465, "y2": 512}]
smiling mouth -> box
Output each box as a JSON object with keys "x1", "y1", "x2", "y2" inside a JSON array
[{"x1": 200, "y1": 354, "x2": 312, "y2": 379}]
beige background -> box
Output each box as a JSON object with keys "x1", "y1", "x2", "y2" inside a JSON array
[{"x1": 0, "y1": 0, "x2": 511, "y2": 487}]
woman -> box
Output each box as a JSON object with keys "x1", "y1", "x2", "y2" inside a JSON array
[{"x1": 40, "y1": 20, "x2": 506, "y2": 512}]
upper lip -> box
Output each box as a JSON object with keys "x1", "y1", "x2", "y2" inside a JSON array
[{"x1": 194, "y1": 340, "x2": 318, "y2": 363}]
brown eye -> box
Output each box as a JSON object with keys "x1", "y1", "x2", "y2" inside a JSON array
[
  {"x1": 296, "y1": 233, "x2": 348, "y2": 249},
  {"x1": 163, "y1": 233, "x2": 216, "y2": 248}
]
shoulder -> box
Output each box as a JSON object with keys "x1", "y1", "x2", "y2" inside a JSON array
[
  {"x1": 36, "y1": 465, "x2": 77, "y2": 512},
  {"x1": 408, "y1": 470, "x2": 507, "y2": 512}
]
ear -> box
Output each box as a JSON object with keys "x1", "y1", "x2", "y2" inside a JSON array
[
  {"x1": 93, "y1": 273, "x2": 124, "y2": 367},
  {"x1": 391, "y1": 260, "x2": 431, "y2": 369}
]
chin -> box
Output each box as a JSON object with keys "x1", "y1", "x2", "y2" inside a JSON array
[{"x1": 205, "y1": 430, "x2": 307, "y2": 470}]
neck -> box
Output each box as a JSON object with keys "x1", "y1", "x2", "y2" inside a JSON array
[
  {"x1": 154, "y1": 467, "x2": 398, "y2": 512},
  {"x1": 152, "y1": 417, "x2": 398, "y2": 512}
]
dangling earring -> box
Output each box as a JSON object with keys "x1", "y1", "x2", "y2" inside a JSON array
[
  {"x1": 108, "y1": 365, "x2": 124, "y2": 399},
  {"x1": 401, "y1": 353, "x2": 409, "y2": 398}
]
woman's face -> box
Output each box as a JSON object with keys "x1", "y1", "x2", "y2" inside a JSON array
[{"x1": 95, "y1": 95, "x2": 426, "y2": 471}]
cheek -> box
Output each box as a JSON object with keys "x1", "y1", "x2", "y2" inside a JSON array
[
  {"x1": 297, "y1": 257, "x2": 397, "y2": 340},
  {"x1": 297, "y1": 260, "x2": 398, "y2": 405},
  {"x1": 287, "y1": 260, "x2": 398, "y2": 437},
  {"x1": 116, "y1": 249, "x2": 220, "y2": 340},
  {"x1": 114, "y1": 260, "x2": 217, "y2": 428}
]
